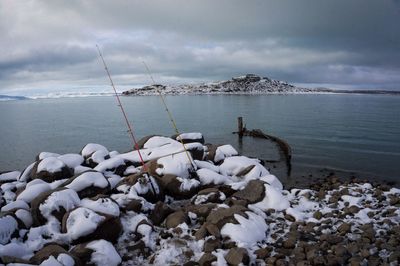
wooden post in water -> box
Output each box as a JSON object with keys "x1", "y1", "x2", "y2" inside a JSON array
[{"x1": 238, "y1": 117, "x2": 244, "y2": 138}]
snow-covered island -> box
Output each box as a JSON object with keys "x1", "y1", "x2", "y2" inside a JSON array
[
  {"x1": 122, "y1": 74, "x2": 400, "y2": 96},
  {"x1": 1, "y1": 133, "x2": 399, "y2": 265}
]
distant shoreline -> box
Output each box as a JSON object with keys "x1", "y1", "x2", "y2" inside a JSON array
[{"x1": 122, "y1": 74, "x2": 400, "y2": 96}]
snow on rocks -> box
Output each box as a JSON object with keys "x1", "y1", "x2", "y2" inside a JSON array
[
  {"x1": 71, "y1": 239, "x2": 121, "y2": 266},
  {"x1": 31, "y1": 157, "x2": 73, "y2": 182},
  {"x1": 1, "y1": 133, "x2": 400, "y2": 265},
  {"x1": 31, "y1": 187, "x2": 80, "y2": 225},
  {"x1": 62, "y1": 207, "x2": 122, "y2": 244},
  {"x1": 63, "y1": 171, "x2": 110, "y2": 198}
]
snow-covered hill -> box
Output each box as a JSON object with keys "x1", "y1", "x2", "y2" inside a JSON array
[{"x1": 122, "y1": 74, "x2": 330, "y2": 96}]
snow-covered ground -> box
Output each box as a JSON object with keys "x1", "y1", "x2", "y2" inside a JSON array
[{"x1": 0, "y1": 132, "x2": 399, "y2": 265}]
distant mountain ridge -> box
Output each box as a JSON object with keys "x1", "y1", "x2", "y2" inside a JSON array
[{"x1": 122, "y1": 74, "x2": 400, "y2": 96}]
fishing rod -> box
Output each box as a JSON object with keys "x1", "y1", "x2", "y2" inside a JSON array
[
  {"x1": 96, "y1": 45, "x2": 147, "y2": 171},
  {"x1": 142, "y1": 61, "x2": 196, "y2": 170}
]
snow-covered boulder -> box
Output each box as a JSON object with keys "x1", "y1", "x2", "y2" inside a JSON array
[
  {"x1": 220, "y1": 211, "x2": 268, "y2": 247},
  {"x1": 0, "y1": 171, "x2": 20, "y2": 184},
  {"x1": 30, "y1": 187, "x2": 80, "y2": 226},
  {"x1": 118, "y1": 173, "x2": 164, "y2": 203},
  {"x1": 70, "y1": 239, "x2": 121, "y2": 266},
  {"x1": 63, "y1": 171, "x2": 111, "y2": 199},
  {"x1": 80, "y1": 143, "x2": 110, "y2": 168},
  {"x1": 155, "y1": 174, "x2": 200, "y2": 200},
  {"x1": 0, "y1": 214, "x2": 21, "y2": 245},
  {"x1": 62, "y1": 207, "x2": 122, "y2": 244},
  {"x1": 80, "y1": 195, "x2": 120, "y2": 217},
  {"x1": 172, "y1": 132, "x2": 205, "y2": 144},
  {"x1": 31, "y1": 157, "x2": 73, "y2": 182},
  {"x1": 191, "y1": 188, "x2": 226, "y2": 205},
  {"x1": 206, "y1": 144, "x2": 238, "y2": 163}
]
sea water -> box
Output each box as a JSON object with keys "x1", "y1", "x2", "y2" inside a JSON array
[{"x1": 0, "y1": 94, "x2": 399, "y2": 182}]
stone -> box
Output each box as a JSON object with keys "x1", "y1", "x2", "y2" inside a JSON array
[
  {"x1": 186, "y1": 203, "x2": 217, "y2": 218},
  {"x1": 31, "y1": 158, "x2": 73, "y2": 182},
  {"x1": 62, "y1": 171, "x2": 111, "y2": 199},
  {"x1": 62, "y1": 208, "x2": 122, "y2": 244},
  {"x1": 337, "y1": 222, "x2": 351, "y2": 235},
  {"x1": 149, "y1": 201, "x2": 174, "y2": 226},
  {"x1": 283, "y1": 236, "x2": 297, "y2": 249},
  {"x1": 231, "y1": 180, "x2": 266, "y2": 204},
  {"x1": 254, "y1": 248, "x2": 270, "y2": 260},
  {"x1": 30, "y1": 244, "x2": 79, "y2": 265},
  {"x1": 224, "y1": 247, "x2": 249, "y2": 265},
  {"x1": 313, "y1": 211, "x2": 322, "y2": 220},
  {"x1": 198, "y1": 253, "x2": 217, "y2": 266},
  {"x1": 30, "y1": 187, "x2": 80, "y2": 226},
  {"x1": 165, "y1": 210, "x2": 189, "y2": 228},
  {"x1": 206, "y1": 205, "x2": 248, "y2": 230},
  {"x1": 194, "y1": 224, "x2": 208, "y2": 240},
  {"x1": 155, "y1": 174, "x2": 199, "y2": 199},
  {"x1": 119, "y1": 172, "x2": 164, "y2": 203},
  {"x1": 191, "y1": 188, "x2": 224, "y2": 205},
  {"x1": 203, "y1": 237, "x2": 220, "y2": 252},
  {"x1": 123, "y1": 199, "x2": 143, "y2": 212}
]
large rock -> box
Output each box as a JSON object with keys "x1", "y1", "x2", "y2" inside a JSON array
[
  {"x1": 165, "y1": 210, "x2": 189, "y2": 228},
  {"x1": 206, "y1": 205, "x2": 248, "y2": 230},
  {"x1": 155, "y1": 174, "x2": 200, "y2": 199},
  {"x1": 31, "y1": 157, "x2": 73, "y2": 182},
  {"x1": 191, "y1": 188, "x2": 226, "y2": 205},
  {"x1": 172, "y1": 133, "x2": 205, "y2": 145},
  {"x1": 63, "y1": 171, "x2": 111, "y2": 199},
  {"x1": 118, "y1": 172, "x2": 164, "y2": 203},
  {"x1": 149, "y1": 201, "x2": 174, "y2": 226},
  {"x1": 31, "y1": 187, "x2": 80, "y2": 226},
  {"x1": 224, "y1": 247, "x2": 249, "y2": 265},
  {"x1": 231, "y1": 180, "x2": 266, "y2": 204},
  {"x1": 0, "y1": 213, "x2": 23, "y2": 245},
  {"x1": 62, "y1": 207, "x2": 122, "y2": 244},
  {"x1": 80, "y1": 143, "x2": 110, "y2": 168},
  {"x1": 70, "y1": 239, "x2": 121, "y2": 266}
]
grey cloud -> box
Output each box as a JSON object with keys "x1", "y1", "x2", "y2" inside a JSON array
[{"x1": 0, "y1": 0, "x2": 399, "y2": 93}]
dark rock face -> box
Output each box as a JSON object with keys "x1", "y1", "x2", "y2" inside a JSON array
[
  {"x1": 232, "y1": 180, "x2": 266, "y2": 204},
  {"x1": 31, "y1": 159, "x2": 73, "y2": 182}
]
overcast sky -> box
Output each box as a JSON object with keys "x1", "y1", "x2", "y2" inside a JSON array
[{"x1": 1, "y1": 0, "x2": 400, "y2": 95}]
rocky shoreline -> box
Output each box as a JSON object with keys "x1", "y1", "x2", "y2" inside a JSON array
[{"x1": 0, "y1": 133, "x2": 399, "y2": 265}]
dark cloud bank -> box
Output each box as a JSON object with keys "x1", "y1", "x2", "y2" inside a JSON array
[{"x1": 0, "y1": 0, "x2": 399, "y2": 94}]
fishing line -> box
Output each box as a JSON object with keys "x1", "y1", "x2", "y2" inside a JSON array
[
  {"x1": 142, "y1": 61, "x2": 196, "y2": 170},
  {"x1": 96, "y1": 45, "x2": 147, "y2": 170}
]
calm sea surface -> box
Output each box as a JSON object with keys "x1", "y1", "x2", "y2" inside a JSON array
[{"x1": 0, "y1": 94, "x2": 399, "y2": 183}]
